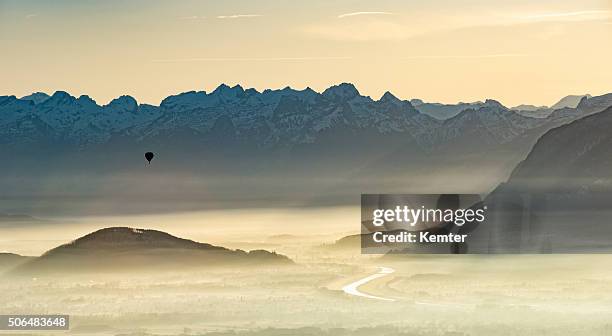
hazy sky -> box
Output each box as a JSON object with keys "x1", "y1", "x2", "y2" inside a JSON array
[{"x1": 1, "y1": 0, "x2": 610, "y2": 107}]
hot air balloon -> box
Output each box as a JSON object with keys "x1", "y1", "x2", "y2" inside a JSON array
[{"x1": 145, "y1": 152, "x2": 155, "y2": 164}]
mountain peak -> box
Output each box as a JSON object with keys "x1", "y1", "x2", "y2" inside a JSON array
[
  {"x1": 244, "y1": 88, "x2": 259, "y2": 96},
  {"x1": 160, "y1": 91, "x2": 207, "y2": 109},
  {"x1": 511, "y1": 104, "x2": 548, "y2": 111},
  {"x1": 78, "y1": 95, "x2": 97, "y2": 106},
  {"x1": 410, "y1": 98, "x2": 425, "y2": 106},
  {"x1": 20, "y1": 92, "x2": 50, "y2": 105},
  {"x1": 213, "y1": 84, "x2": 245, "y2": 97},
  {"x1": 42, "y1": 91, "x2": 78, "y2": 106},
  {"x1": 576, "y1": 95, "x2": 590, "y2": 109},
  {"x1": 551, "y1": 94, "x2": 591, "y2": 110},
  {"x1": 379, "y1": 91, "x2": 401, "y2": 103},
  {"x1": 574, "y1": 93, "x2": 612, "y2": 112},
  {"x1": 214, "y1": 83, "x2": 230, "y2": 91},
  {"x1": 302, "y1": 87, "x2": 317, "y2": 94},
  {"x1": 322, "y1": 83, "x2": 360, "y2": 99},
  {"x1": 50, "y1": 91, "x2": 74, "y2": 99},
  {"x1": 107, "y1": 95, "x2": 138, "y2": 111},
  {"x1": 483, "y1": 99, "x2": 506, "y2": 109}
]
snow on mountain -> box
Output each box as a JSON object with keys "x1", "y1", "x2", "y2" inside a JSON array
[
  {"x1": 409, "y1": 98, "x2": 424, "y2": 106},
  {"x1": 20, "y1": 92, "x2": 50, "y2": 105},
  {"x1": 550, "y1": 94, "x2": 591, "y2": 110},
  {"x1": 576, "y1": 93, "x2": 612, "y2": 113},
  {"x1": 0, "y1": 96, "x2": 35, "y2": 125},
  {"x1": 2, "y1": 85, "x2": 609, "y2": 153},
  {"x1": 439, "y1": 100, "x2": 545, "y2": 146},
  {"x1": 35, "y1": 91, "x2": 99, "y2": 136},
  {"x1": 509, "y1": 94, "x2": 596, "y2": 120},
  {"x1": 106, "y1": 95, "x2": 138, "y2": 112},
  {"x1": 322, "y1": 83, "x2": 361, "y2": 100},
  {"x1": 548, "y1": 93, "x2": 612, "y2": 124},
  {"x1": 137, "y1": 83, "x2": 438, "y2": 148},
  {"x1": 511, "y1": 104, "x2": 548, "y2": 112},
  {"x1": 411, "y1": 100, "x2": 491, "y2": 120}
]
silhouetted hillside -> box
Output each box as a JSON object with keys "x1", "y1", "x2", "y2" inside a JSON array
[
  {"x1": 0, "y1": 253, "x2": 33, "y2": 272},
  {"x1": 508, "y1": 105, "x2": 612, "y2": 192},
  {"x1": 479, "y1": 106, "x2": 612, "y2": 253},
  {"x1": 13, "y1": 227, "x2": 292, "y2": 274}
]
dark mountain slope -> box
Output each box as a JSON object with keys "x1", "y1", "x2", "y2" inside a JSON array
[
  {"x1": 0, "y1": 253, "x2": 33, "y2": 272},
  {"x1": 13, "y1": 227, "x2": 292, "y2": 274},
  {"x1": 476, "y1": 106, "x2": 612, "y2": 253},
  {"x1": 508, "y1": 105, "x2": 612, "y2": 191}
]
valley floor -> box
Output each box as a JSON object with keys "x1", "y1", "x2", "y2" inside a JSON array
[
  {"x1": 3, "y1": 253, "x2": 612, "y2": 335},
  {"x1": 2, "y1": 209, "x2": 612, "y2": 335}
]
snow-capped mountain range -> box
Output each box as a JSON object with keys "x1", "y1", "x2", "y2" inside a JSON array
[
  {"x1": 2, "y1": 84, "x2": 612, "y2": 214},
  {"x1": 3, "y1": 83, "x2": 609, "y2": 152}
]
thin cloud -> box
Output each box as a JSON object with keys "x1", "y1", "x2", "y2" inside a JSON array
[
  {"x1": 152, "y1": 56, "x2": 352, "y2": 63},
  {"x1": 306, "y1": 8, "x2": 611, "y2": 42},
  {"x1": 216, "y1": 14, "x2": 262, "y2": 19},
  {"x1": 518, "y1": 10, "x2": 611, "y2": 22},
  {"x1": 179, "y1": 16, "x2": 205, "y2": 20},
  {"x1": 338, "y1": 12, "x2": 394, "y2": 19},
  {"x1": 400, "y1": 54, "x2": 529, "y2": 60},
  {"x1": 25, "y1": 14, "x2": 38, "y2": 19}
]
